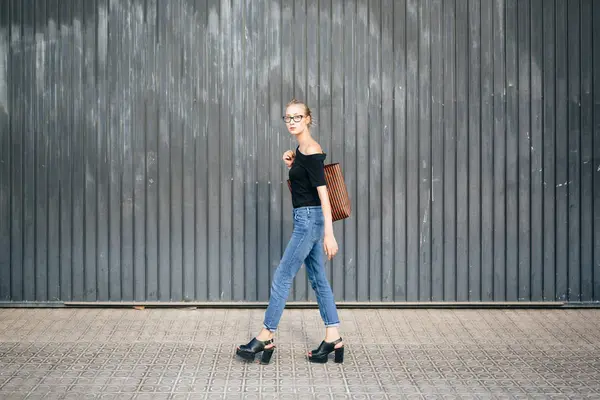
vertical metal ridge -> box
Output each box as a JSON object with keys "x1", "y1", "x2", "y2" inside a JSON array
[
  {"x1": 428, "y1": 0, "x2": 433, "y2": 301},
  {"x1": 440, "y1": 0, "x2": 446, "y2": 301},
  {"x1": 0, "y1": 0, "x2": 12, "y2": 301},
  {"x1": 217, "y1": 0, "x2": 222, "y2": 301},
  {"x1": 451, "y1": 0, "x2": 457, "y2": 301},
  {"x1": 593, "y1": 0, "x2": 600, "y2": 301},
  {"x1": 18, "y1": 0, "x2": 24, "y2": 302},
  {"x1": 504, "y1": 0, "x2": 510, "y2": 301},
  {"x1": 403, "y1": 0, "x2": 408, "y2": 301},
  {"x1": 353, "y1": 0, "x2": 358, "y2": 301},
  {"x1": 380, "y1": 0, "x2": 384, "y2": 302},
  {"x1": 478, "y1": 0, "x2": 483, "y2": 302},
  {"x1": 8, "y1": 0, "x2": 12, "y2": 300},
  {"x1": 491, "y1": 0, "x2": 497, "y2": 300},
  {"x1": 7, "y1": 0, "x2": 12, "y2": 300}
]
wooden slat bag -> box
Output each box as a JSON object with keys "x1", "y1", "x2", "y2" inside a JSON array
[{"x1": 287, "y1": 163, "x2": 351, "y2": 222}]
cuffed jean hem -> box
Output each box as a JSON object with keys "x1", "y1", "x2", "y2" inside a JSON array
[{"x1": 264, "y1": 322, "x2": 338, "y2": 332}]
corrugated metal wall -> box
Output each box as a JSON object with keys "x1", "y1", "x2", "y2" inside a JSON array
[{"x1": 1, "y1": 0, "x2": 599, "y2": 304}]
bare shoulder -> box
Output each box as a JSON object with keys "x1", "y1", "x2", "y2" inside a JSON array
[{"x1": 304, "y1": 142, "x2": 323, "y2": 156}]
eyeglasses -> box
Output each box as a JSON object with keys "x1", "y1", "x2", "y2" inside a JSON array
[{"x1": 282, "y1": 115, "x2": 304, "y2": 123}]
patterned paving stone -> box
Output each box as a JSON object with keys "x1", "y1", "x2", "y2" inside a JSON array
[{"x1": 0, "y1": 308, "x2": 599, "y2": 399}]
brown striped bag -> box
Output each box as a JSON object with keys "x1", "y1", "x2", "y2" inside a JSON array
[{"x1": 287, "y1": 163, "x2": 351, "y2": 222}]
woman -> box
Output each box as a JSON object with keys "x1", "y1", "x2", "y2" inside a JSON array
[{"x1": 236, "y1": 99, "x2": 344, "y2": 364}]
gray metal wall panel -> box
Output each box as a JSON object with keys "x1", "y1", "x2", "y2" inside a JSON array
[{"x1": 0, "y1": 0, "x2": 598, "y2": 303}]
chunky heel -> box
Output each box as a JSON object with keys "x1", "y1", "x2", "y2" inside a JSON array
[
  {"x1": 334, "y1": 346, "x2": 344, "y2": 363},
  {"x1": 236, "y1": 338, "x2": 275, "y2": 363},
  {"x1": 260, "y1": 347, "x2": 275, "y2": 364},
  {"x1": 308, "y1": 337, "x2": 344, "y2": 364}
]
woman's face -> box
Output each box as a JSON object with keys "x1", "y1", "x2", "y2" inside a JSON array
[{"x1": 283, "y1": 104, "x2": 310, "y2": 135}]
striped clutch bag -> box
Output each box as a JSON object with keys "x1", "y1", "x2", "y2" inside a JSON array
[{"x1": 287, "y1": 163, "x2": 351, "y2": 222}]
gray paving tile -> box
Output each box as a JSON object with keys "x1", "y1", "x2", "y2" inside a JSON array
[{"x1": 1, "y1": 309, "x2": 600, "y2": 399}]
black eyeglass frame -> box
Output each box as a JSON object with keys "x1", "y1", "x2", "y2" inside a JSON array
[{"x1": 282, "y1": 115, "x2": 305, "y2": 123}]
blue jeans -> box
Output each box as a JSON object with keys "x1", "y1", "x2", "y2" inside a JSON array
[{"x1": 263, "y1": 206, "x2": 340, "y2": 332}]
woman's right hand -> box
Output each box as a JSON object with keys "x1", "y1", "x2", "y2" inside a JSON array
[{"x1": 282, "y1": 150, "x2": 295, "y2": 169}]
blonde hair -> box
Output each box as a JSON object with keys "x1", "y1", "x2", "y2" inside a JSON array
[{"x1": 286, "y1": 98, "x2": 314, "y2": 128}]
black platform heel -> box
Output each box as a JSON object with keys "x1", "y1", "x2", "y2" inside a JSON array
[
  {"x1": 236, "y1": 337, "x2": 275, "y2": 364},
  {"x1": 308, "y1": 337, "x2": 344, "y2": 364}
]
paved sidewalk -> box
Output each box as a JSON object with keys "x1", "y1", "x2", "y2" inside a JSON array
[{"x1": 0, "y1": 308, "x2": 599, "y2": 399}]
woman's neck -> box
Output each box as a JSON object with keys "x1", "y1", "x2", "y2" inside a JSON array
[{"x1": 295, "y1": 129, "x2": 312, "y2": 148}]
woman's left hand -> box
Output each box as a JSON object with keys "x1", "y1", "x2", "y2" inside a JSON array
[{"x1": 323, "y1": 234, "x2": 338, "y2": 260}]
